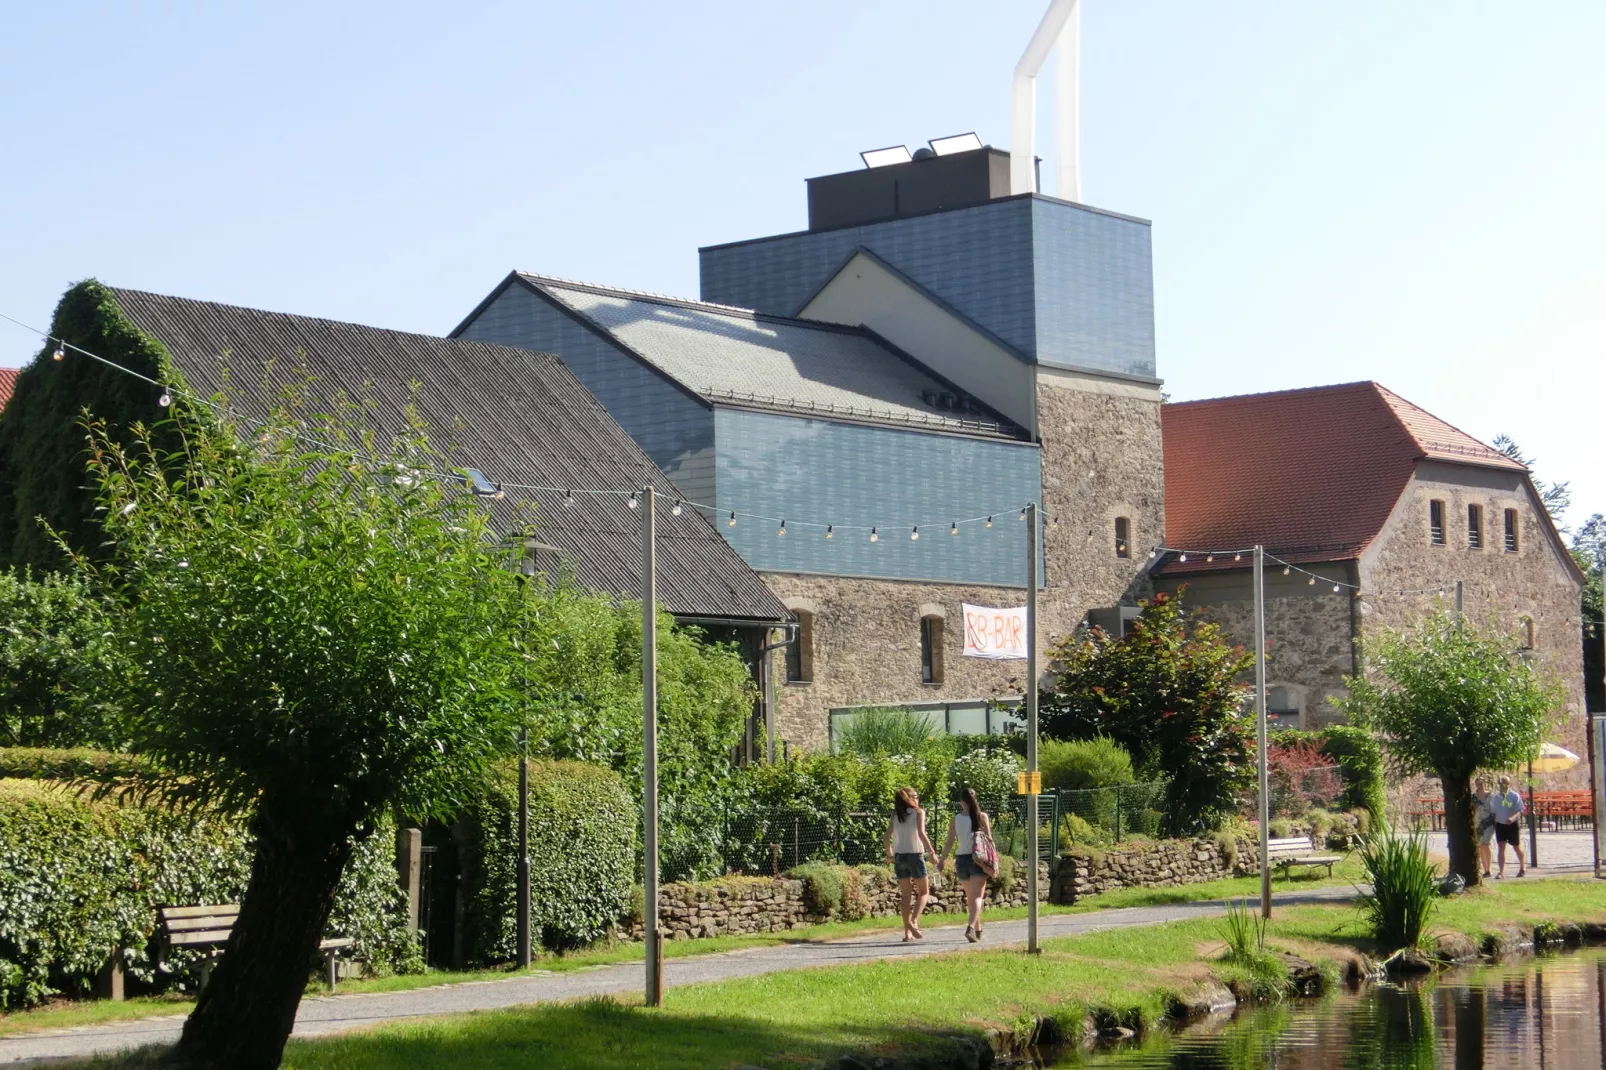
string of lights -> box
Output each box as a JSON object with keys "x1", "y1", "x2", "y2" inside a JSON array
[{"x1": 1, "y1": 310, "x2": 1046, "y2": 536}]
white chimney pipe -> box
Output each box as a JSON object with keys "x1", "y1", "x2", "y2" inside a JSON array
[{"x1": 1009, "y1": 0, "x2": 1081, "y2": 200}]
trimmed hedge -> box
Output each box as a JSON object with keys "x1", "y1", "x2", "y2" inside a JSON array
[
  {"x1": 456, "y1": 760, "x2": 635, "y2": 964},
  {"x1": 0, "y1": 770, "x2": 419, "y2": 1010},
  {"x1": 0, "y1": 747, "x2": 151, "y2": 782}
]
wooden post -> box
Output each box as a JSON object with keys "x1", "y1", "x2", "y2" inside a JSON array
[
  {"x1": 1254, "y1": 545, "x2": 1271, "y2": 919},
  {"x1": 642, "y1": 485, "x2": 662, "y2": 1007},
  {"x1": 396, "y1": 827, "x2": 422, "y2": 936}
]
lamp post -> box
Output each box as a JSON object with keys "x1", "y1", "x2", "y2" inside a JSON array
[
  {"x1": 641, "y1": 485, "x2": 662, "y2": 1007},
  {"x1": 1254, "y1": 545, "x2": 1270, "y2": 918},
  {"x1": 516, "y1": 725, "x2": 530, "y2": 967},
  {"x1": 1026, "y1": 501, "x2": 1040, "y2": 953}
]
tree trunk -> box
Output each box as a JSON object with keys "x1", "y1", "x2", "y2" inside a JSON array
[
  {"x1": 1441, "y1": 772, "x2": 1480, "y2": 887},
  {"x1": 168, "y1": 804, "x2": 355, "y2": 1069}
]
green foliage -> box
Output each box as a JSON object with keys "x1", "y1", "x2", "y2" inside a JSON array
[
  {"x1": 456, "y1": 761, "x2": 634, "y2": 963},
  {"x1": 0, "y1": 570, "x2": 127, "y2": 747},
  {"x1": 788, "y1": 862, "x2": 843, "y2": 917},
  {"x1": 949, "y1": 746, "x2": 1022, "y2": 800},
  {"x1": 1342, "y1": 610, "x2": 1560, "y2": 880},
  {"x1": 0, "y1": 280, "x2": 188, "y2": 572},
  {"x1": 1218, "y1": 900, "x2": 1289, "y2": 1003},
  {"x1": 0, "y1": 746, "x2": 150, "y2": 781},
  {"x1": 1040, "y1": 592, "x2": 1255, "y2": 835},
  {"x1": 0, "y1": 778, "x2": 415, "y2": 1010},
  {"x1": 1312, "y1": 725, "x2": 1388, "y2": 823},
  {"x1": 1574, "y1": 514, "x2": 1604, "y2": 712},
  {"x1": 1268, "y1": 818, "x2": 1294, "y2": 839},
  {"x1": 1039, "y1": 736, "x2": 1135, "y2": 791},
  {"x1": 833, "y1": 707, "x2": 944, "y2": 758},
  {"x1": 1356, "y1": 828, "x2": 1438, "y2": 952}
]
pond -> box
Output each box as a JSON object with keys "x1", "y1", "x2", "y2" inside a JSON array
[{"x1": 1062, "y1": 946, "x2": 1606, "y2": 1069}]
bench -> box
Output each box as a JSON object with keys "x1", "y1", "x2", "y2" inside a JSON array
[
  {"x1": 1265, "y1": 836, "x2": 1342, "y2": 879},
  {"x1": 156, "y1": 904, "x2": 356, "y2": 993}
]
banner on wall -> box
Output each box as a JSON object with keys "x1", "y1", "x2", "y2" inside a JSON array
[{"x1": 961, "y1": 603, "x2": 1028, "y2": 660}]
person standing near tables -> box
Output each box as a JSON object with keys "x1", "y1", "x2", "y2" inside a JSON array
[{"x1": 1490, "y1": 775, "x2": 1527, "y2": 878}]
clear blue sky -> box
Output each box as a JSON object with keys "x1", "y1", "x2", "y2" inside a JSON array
[{"x1": 3, "y1": 2, "x2": 1601, "y2": 527}]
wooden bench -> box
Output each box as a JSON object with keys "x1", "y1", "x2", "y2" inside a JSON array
[
  {"x1": 1265, "y1": 836, "x2": 1342, "y2": 879},
  {"x1": 157, "y1": 905, "x2": 356, "y2": 993}
]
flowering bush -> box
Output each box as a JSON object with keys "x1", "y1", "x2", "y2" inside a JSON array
[{"x1": 951, "y1": 748, "x2": 1023, "y2": 800}]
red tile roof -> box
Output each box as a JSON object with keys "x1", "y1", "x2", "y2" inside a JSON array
[
  {"x1": 0, "y1": 368, "x2": 18, "y2": 413},
  {"x1": 1162, "y1": 381, "x2": 1524, "y2": 564}
]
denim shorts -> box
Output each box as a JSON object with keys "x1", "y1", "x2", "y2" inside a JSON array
[
  {"x1": 955, "y1": 854, "x2": 982, "y2": 881},
  {"x1": 893, "y1": 852, "x2": 927, "y2": 879}
]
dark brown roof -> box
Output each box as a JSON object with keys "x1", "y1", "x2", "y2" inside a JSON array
[
  {"x1": 0, "y1": 368, "x2": 17, "y2": 413},
  {"x1": 108, "y1": 288, "x2": 789, "y2": 624},
  {"x1": 1162, "y1": 381, "x2": 1526, "y2": 567}
]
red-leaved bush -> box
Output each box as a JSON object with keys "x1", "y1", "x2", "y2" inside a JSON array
[{"x1": 1267, "y1": 741, "x2": 1342, "y2": 817}]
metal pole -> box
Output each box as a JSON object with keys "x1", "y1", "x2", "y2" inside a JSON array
[
  {"x1": 1455, "y1": 579, "x2": 1464, "y2": 627},
  {"x1": 1529, "y1": 756, "x2": 1539, "y2": 868},
  {"x1": 516, "y1": 725, "x2": 531, "y2": 968},
  {"x1": 641, "y1": 485, "x2": 661, "y2": 1007},
  {"x1": 1026, "y1": 501, "x2": 1040, "y2": 954},
  {"x1": 1254, "y1": 545, "x2": 1271, "y2": 918}
]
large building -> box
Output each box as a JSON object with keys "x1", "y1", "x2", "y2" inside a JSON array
[
  {"x1": 1157, "y1": 382, "x2": 1585, "y2": 771},
  {"x1": 456, "y1": 143, "x2": 1164, "y2": 750}
]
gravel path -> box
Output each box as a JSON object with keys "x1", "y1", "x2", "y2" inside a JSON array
[{"x1": 0, "y1": 886, "x2": 1358, "y2": 1066}]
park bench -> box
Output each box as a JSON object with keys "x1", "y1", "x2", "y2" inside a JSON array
[
  {"x1": 1265, "y1": 836, "x2": 1341, "y2": 879},
  {"x1": 156, "y1": 904, "x2": 356, "y2": 993}
]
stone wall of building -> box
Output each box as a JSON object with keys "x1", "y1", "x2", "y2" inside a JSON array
[
  {"x1": 1052, "y1": 836, "x2": 1260, "y2": 904},
  {"x1": 628, "y1": 864, "x2": 1050, "y2": 940},
  {"x1": 1154, "y1": 566, "x2": 1359, "y2": 727},
  {"x1": 1361, "y1": 466, "x2": 1587, "y2": 784}
]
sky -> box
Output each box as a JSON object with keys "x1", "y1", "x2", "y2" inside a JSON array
[{"x1": 2, "y1": 1, "x2": 1602, "y2": 528}]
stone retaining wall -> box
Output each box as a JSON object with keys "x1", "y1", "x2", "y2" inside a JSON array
[
  {"x1": 629, "y1": 863, "x2": 1051, "y2": 941},
  {"x1": 1052, "y1": 837, "x2": 1260, "y2": 904}
]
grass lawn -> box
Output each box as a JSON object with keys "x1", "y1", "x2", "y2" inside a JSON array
[
  {"x1": 259, "y1": 876, "x2": 1606, "y2": 1070},
  {"x1": 0, "y1": 859, "x2": 1361, "y2": 1039}
]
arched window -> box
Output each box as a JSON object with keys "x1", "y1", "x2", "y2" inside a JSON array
[
  {"x1": 785, "y1": 610, "x2": 814, "y2": 683},
  {"x1": 920, "y1": 615, "x2": 945, "y2": 684}
]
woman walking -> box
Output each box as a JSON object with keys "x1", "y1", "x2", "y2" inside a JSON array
[
  {"x1": 940, "y1": 787, "x2": 994, "y2": 942},
  {"x1": 884, "y1": 787, "x2": 937, "y2": 941}
]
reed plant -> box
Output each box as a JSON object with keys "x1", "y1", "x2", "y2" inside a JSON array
[{"x1": 1356, "y1": 826, "x2": 1438, "y2": 951}]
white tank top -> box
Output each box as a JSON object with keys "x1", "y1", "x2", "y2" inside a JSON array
[
  {"x1": 893, "y1": 810, "x2": 921, "y2": 853},
  {"x1": 953, "y1": 812, "x2": 975, "y2": 854}
]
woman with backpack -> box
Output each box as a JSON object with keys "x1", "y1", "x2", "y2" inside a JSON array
[
  {"x1": 883, "y1": 786, "x2": 937, "y2": 941},
  {"x1": 940, "y1": 787, "x2": 995, "y2": 943}
]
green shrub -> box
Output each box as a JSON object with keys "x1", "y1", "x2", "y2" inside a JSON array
[
  {"x1": 1315, "y1": 725, "x2": 1387, "y2": 824},
  {"x1": 1040, "y1": 737, "x2": 1135, "y2": 791},
  {"x1": 0, "y1": 778, "x2": 416, "y2": 1010},
  {"x1": 1268, "y1": 818, "x2": 1295, "y2": 839},
  {"x1": 833, "y1": 707, "x2": 945, "y2": 757},
  {"x1": 1357, "y1": 827, "x2": 1438, "y2": 952},
  {"x1": 1306, "y1": 809, "x2": 1334, "y2": 843},
  {"x1": 788, "y1": 862, "x2": 845, "y2": 917},
  {"x1": 1347, "y1": 807, "x2": 1372, "y2": 838},
  {"x1": 0, "y1": 747, "x2": 152, "y2": 782},
  {"x1": 950, "y1": 748, "x2": 1022, "y2": 800},
  {"x1": 455, "y1": 760, "x2": 634, "y2": 963}
]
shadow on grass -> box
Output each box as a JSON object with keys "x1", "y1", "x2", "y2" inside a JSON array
[{"x1": 266, "y1": 998, "x2": 965, "y2": 1070}]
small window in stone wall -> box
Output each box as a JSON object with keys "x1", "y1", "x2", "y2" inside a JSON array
[
  {"x1": 786, "y1": 611, "x2": 814, "y2": 683},
  {"x1": 1504, "y1": 509, "x2": 1519, "y2": 552},
  {"x1": 1114, "y1": 516, "x2": 1131, "y2": 558},
  {"x1": 920, "y1": 616, "x2": 944, "y2": 684},
  {"x1": 1467, "y1": 504, "x2": 1483, "y2": 549},
  {"x1": 1429, "y1": 500, "x2": 1446, "y2": 545},
  {"x1": 1267, "y1": 686, "x2": 1301, "y2": 729}
]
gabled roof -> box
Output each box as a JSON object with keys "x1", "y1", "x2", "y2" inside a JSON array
[
  {"x1": 0, "y1": 368, "x2": 18, "y2": 412},
  {"x1": 108, "y1": 288, "x2": 789, "y2": 624},
  {"x1": 1162, "y1": 381, "x2": 1526, "y2": 565},
  {"x1": 501, "y1": 273, "x2": 1023, "y2": 439}
]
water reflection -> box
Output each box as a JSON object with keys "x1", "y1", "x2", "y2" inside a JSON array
[{"x1": 1062, "y1": 948, "x2": 1606, "y2": 1069}]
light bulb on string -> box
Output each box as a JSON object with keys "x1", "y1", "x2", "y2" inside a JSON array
[
  {"x1": 1148, "y1": 549, "x2": 1156, "y2": 559},
  {"x1": 1086, "y1": 530, "x2": 1095, "y2": 543},
  {"x1": 493, "y1": 485, "x2": 505, "y2": 500},
  {"x1": 950, "y1": 522, "x2": 958, "y2": 536},
  {"x1": 985, "y1": 516, "x2": 993, "y2": 528},
  {"x1": 627, "y1": 492, "x2": 639, "y2": 510},
  {"x1": 825, "y1": 525, "x2": 834, "y2": 540},
  {"x1": 1308, "y1": 575, "x2": 1316, "y2": 586},
  {"x1": 1019, "y1": 507, "x2": 1027, "y2": 521},
  {"x1": 1206, "y1": 554, "x2": 1214, "y2": 563},
  {"x1": 1179, "y1": 553, "x2": 1188, "y2": 563},
  {"x1": 158, "y1": 386, "x2": 172, "y2": 407},
  {"x1": 1282, "y1": 566, "x2": 1290, "y2": 576},
  {"x1": 671, "y1": 500, "x2": 682, "y2": 516},
  {"x1": 728, "y1": 512, "x2": 737, "y2": 527},
  {"x1": 869, "y1": 527, "x2": 879, "y2": 543},
  {"x1": 778, "y1": 519, "x2": 787, "y2": 537},
  {"x1": 1332, "y1": 584, "x2": 1340, "y2": 593},
  {"x1": 910, "y1": 526, "x2": 919, "y2": 541},
  {"x1": 563, "y1": 491, "x2": 575, "y2": 508},
  {"x1": 52, "y1": 342, "x2": 65, "y2": 362},
  {"x1": 1234, "y1": 552, "x2": 1241, "y2": 562}
]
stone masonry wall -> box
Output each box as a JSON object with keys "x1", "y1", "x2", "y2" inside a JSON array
[
  {"x1": 628, "y1": 864, "x2": 1051, "y2": 941},
  {"x1": 1053, "y1": 837, "x2": 1260, "y2": 904},
  {"x1": 764, "y1": 374, "x2": 1167, "y2": 753}
]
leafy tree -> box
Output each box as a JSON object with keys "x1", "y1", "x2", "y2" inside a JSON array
[
  {"x1": 1341, "y1": 610, "x2": 1561, "y2": 886},
  {"x1": 69, "y1": 398, "x2": 534, "y2": 1068},
  {"x1": 1038, "y1": 592, "x2": 1256, "y2": 835},
  {"x1": 1574, "y1": 513, "x2": 1605, "y2": 712},
  {"x1": 0, "y1": 280, "x2": 183, "y2": 572},
  {"x1": 0, "y1": 569, "x2": 126, "y2": 747},
  {"x1": 1493, "y1": 434, "x2": 1570, "y2": 523}
]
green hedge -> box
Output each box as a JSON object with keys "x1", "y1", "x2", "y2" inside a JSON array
[
  {"x1": 0, "y1": 747, "x2": 151, "y2": 782},
  {"x1": 1270, "y1": 726, "x2": 1387, "y2": 824},
  {"x1": 455, "y1": 760, "x2": 635, "y2": 964},
  {"x1": 0, "y1": 770, "x2": 419, "y2": 1010}
]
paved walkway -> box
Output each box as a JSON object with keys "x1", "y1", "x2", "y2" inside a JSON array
[
  {"x1": 1424, "y1": 829, "x2": 1598, "y2": 872},
  {"x1": 0, "y1": 887, "x2": 1358, "y2": 1066}
]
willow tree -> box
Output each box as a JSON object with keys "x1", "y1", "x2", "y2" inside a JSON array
[
  {"x1": 1342, "y1": 611, "x2": 1561, "y2": 886},
  {"x1": 70, "y1": 398, "x2": 531, "y2": 1068}
]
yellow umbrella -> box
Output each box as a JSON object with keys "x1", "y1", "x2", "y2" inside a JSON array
[{"x1": 1528, "y1": 742, "x2": 1580, "y2": 775}]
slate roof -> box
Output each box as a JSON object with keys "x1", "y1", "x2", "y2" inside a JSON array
[
  {"x1": 1162, "y1": 381, "x2": 1527, "y2": 568},
  {"x1": 0, "y1": 369, "x2": 17, "y2": 413},
  {"x1": 506, "y1": 273, "x2": 1023, "y2": 439},
  {"x1": 108, "y1": 287, "x2": 790, "y2": 624}
]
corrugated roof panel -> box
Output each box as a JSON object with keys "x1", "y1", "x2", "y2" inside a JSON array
[{"x1": 108, "y1": 288, "x2": 789, "y2": 624}]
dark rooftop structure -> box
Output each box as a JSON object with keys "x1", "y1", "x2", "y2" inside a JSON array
[{"x1": 108, "y1": 287, "x2": 790, "y2": 625}]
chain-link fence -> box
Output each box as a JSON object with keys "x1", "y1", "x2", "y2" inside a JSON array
[{"x1": 1054, "y1": 781, "x2": 1170, "y2": 847}]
